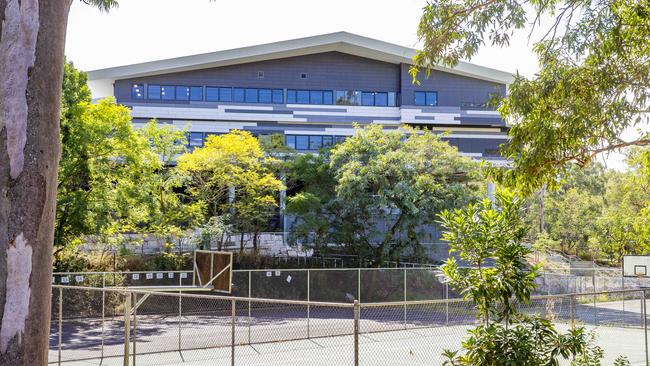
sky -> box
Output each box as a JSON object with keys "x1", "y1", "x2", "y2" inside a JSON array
[{"x1": 64, "y1": 0, "x2": 641, "y2": 170}]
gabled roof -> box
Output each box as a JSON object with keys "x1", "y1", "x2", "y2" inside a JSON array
[{"x1": 87, "y1": 32, "x2": 514, "y2": 84}]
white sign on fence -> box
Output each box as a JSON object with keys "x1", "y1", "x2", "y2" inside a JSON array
[{"x1": 132, "y1": 273, "x2": 140, "y2": 280}]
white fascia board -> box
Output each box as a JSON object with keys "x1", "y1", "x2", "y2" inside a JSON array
[{"x1": 86, "y1": 31, "x2": 515, "y2": 85}]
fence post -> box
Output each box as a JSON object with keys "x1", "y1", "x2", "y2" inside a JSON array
[
  {"x1": 178, "y1": 274, "x2": 182, "y2": 357},
  {"x1": 231, "y1": 299, "x2": 236, "y2": 366},
  {"x1": 101, "y1": 276, "x2": 106, "y2": 362},
  {"x1": 123, "y1": 292, "x2": 131, "y2": 366},
  {"x1": 642, "y1": 289, "x2": 648, "y2": 366},
  {"x1": 445, "y1": 283, "x2": 449, "y2": 326},
  {"x1": 403, "y1": 269, "x2": 407, "y2": 330},
  {"x1": 307, "y1": 269, "x2": 311, "y2": 339},
  {"x1": 248, "y1": 270, "x2": 252, "y2": 345},
  {"x1": 354, "y1": 300, "x2": 360, "y2": 366},
  {"x1": 132, "y1": 293, "x2": 137, "y2": 366},
  {"x1": 569, "y1": 294, "x2": 575, "y2": 328},
  {"x1": 58, "y1": 287, "x2": 62, "y2": 366}
]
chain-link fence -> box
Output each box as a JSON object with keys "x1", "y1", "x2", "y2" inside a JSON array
[
  {"x1": 53, "y1": 268, "x2": 650, "y2": 302},
  {"x1": 50, "y1": 286, "x2": 650, "y2": 365}
]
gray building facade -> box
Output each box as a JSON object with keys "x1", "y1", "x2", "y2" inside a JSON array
[{"x1": 88, "y1": 32, "x2": 512, "y2": 162}]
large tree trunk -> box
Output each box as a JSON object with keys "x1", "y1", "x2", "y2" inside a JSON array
[{"x1": 0, "y1": 1, "x2": 70, "y2": 365}]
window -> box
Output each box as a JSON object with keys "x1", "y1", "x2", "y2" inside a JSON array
[
  {"x1": 375, "y1": 92, "x2": 388, "y2": 106},
  {"x1": 286, "y1": 90, "x2": 296, "y2": 104},
  {"x1": 414, "y1": 92, "x2": 426, "y2": 106},
  {"x1": 361, "y1": 92, "x2": 374, "y2": 106},
  {"x1": 296, "y1": 90, "x2": 309, "y2": 104},
  {"x1": 310, "y1": 90, "x2": 323, "y2": 105},
  {"x1": 233, "y1": 88, "x2": 245, "y2": 102},
  {"x1": 176, "y1": 86, "x2": 190, "y2": 101},
  {"x1": 272, "y1": 89, "x2": 284, "y2": 104},
  {"x1": 245, "y1": 88, "x2": 258, "y2": 103},
  {"x1": 323, "y1": 91, "x2": 333, "y2": 105},
  {"x1": 426, "y1": 91, "x2": 438, "y2": 106},
  {"x1": 148, "y1": 85, "x2": 161, "y2": 99},
  {"x1": 257, "y1": 71, "x2": 265, "y2": 78},
  {"x1": 131, "y1": 84, "x2": 144, "y2": 99},
  {"x1": 161, "y1": 85, "x2": 175, "y2": 100},
  {"x1": 415, "y1": 91, "x2": 438, "y2": 106},
  {"x1": 206, "y1": 87, "x2": 219, "y2": 102},
  {"x1": 295, "y1": 135, "x2": 309, "y2": 150},
  {"x1": 388, "y1": 92, "x2": 397, "y2": 107},
  {"x1": 219, "y1": 87, "x2": 232, "y2": 102},
  {"x1": 188, "y1": 132, "x2": 204, "y2": 147},
  {"x1": 323, "y1": 136, "x2": 333, "y2": 147},
  {"x1": 285, "y1": 135, "x2": 296, "y2": 149},
  {"x1": 335, "y1": 90, "x2": 361, "y2": 105},
  {"x1": 258, "y1": 89, "x2": 272, "y2": 103},
  {"x1": 309, "y1": 136, "x2": 323, "y2": 150},
  {"x1": 285, "y1": 134, "x2": 347, "y2": 151},
  {"x1": 190, "y1": 86, "x2": 203, "y2": 101},
  {"x1": 301, "y1": 73, "x2": 307, "y2": 79}
]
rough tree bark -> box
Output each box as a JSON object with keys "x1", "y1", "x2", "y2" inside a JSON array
[{"x1": 0, "y1": 1, "x2": 71, "y2": 365}]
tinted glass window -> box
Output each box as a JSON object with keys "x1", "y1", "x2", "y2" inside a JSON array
[
  {"x1": 361, "y1": 92, "x2": 374, "y2": 106},
  {"x1": 233, "y1": 88, "x2": 245, "y2": 102},
  {"x1": 258, "y1": 89, "x2": 272, "y2": 103},
  {"x1": 426, "y1": 92, "x2": 438, "y2": 106},
  {"x1": 176, "y1": 86, "x2": 190, "y2": 101},
  {"x1": 190, "y1": 86, "x2": 203, "y2": 101},
  {"x1": 188, "y1": 132, "x2": 203, "y2": 147},
  {"x1": 297, "y1": 90, "x2": 309, "y2": 104},
  {"x1": 296, "y1": 135, "x2": 309, "y2": 150},
  {"x1": 310, "y1": 90, "x2": 323, "y2": 105},
  {"x1": 309, "y1": 136, "x2": 323, "y2": 150},
  {"x1": 388, "y1": 92, "x2": 396, "y2": 107},
  {"x1": 148, "y1": 85, "x2": 161, "y2": 99},
  {"x1": 287, "y1": 90, "x2": 297, "y2": 104},
  {"x1": 131, "y1": 84, "x2": 144, "y2": 99},
  {"x1": 323, "y1": 136, "x2": 333, "y2": 147},
  {"x1": 272, "y1": 89, "x2": 284, "y2": 104},
  {"x1": 161, "y1": 85, "x2": 175, "y2": 100},
  {"x1": 323, "y1": 91, "x2": 333, "y2": 105},
  {"x1": 375, "y1": 92, "x2": 388, "y2": 106},
  {"x1": 335, "y1": 136, "x2": 346, "y2": 144},
  {"x1": 414, "y1": 92, "x2": 426, "y2": 106},
  {"x1": 285, "y1": 135, "x2": 296, "y2": 149},
  {"x1": 206, "y1": 87, "x2": 219, "y2": 102},
  {"x1": 219, "y1": 87, "x2": 232, "y2": 102},
  {"x1": 245, "y1": 88, "x2": 258, "y2": 103}
]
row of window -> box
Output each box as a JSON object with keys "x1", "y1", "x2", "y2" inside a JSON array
[
  {"x1": 184, "y1": 132, "x2": 348, "y2": 152},
  {"x1": 414, "y1": 91, "x2": 438, "y2": 106},
  {"x1": 285, "y1": 134, "x2": 348, "y2": 151},
  {"x1": 131, "y1": 84, "x2": 403, "y2": 106}
]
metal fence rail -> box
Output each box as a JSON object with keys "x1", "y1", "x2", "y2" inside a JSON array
[
  {"x1": 52, "y1": 267, "x2": 650, "y2": 304},
  {"x1": 50, "y1": 286, "x2": 650, "y2": 366}
]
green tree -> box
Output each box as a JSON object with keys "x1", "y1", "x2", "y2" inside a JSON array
[
  {"x1": 177, "y1": 130, "x2": 284, "y2": 251},
  {"x1": 590, "y1": 149, "x2": 650, "y2": 264},
  {"x1": 414, "y1": 0, "x2": 650, "y2": 193},
  {"x1": 55, "y1": 97, "x2": 160, "y2": 265},
  {"x1": 439, "y1": 190, "x2": 614, "y2": 365},
  {"x1": 289, "y1": 125, "x2": 482, "y2": 265},
  {"x1": 138, "y1": 120, "x2": 204, "y2": 239}
]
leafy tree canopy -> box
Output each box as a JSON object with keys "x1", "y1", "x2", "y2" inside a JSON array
[
  {"x1": 288, "y1": 125, "x2": 483, "y2": 264},
  {"x1": 177, "y1": 130, "x2": 284, "y2": 247},
  {"x1": 414, "y1": 0, "x2": 650, "y2": 193}
]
